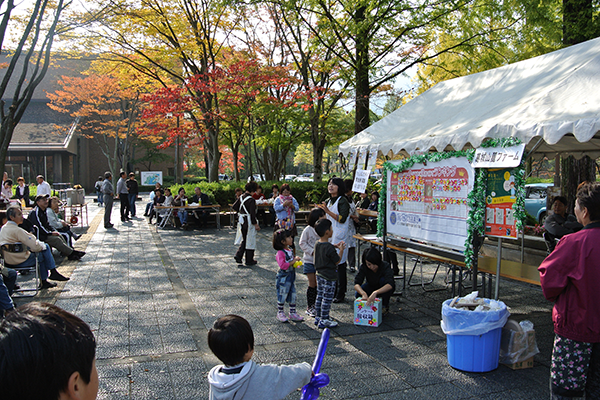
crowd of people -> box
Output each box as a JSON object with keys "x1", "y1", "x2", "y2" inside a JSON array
[{"x1": 231, "y1": 177, "x2": 393, "y2": 330}]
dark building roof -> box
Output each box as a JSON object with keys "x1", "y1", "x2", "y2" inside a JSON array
[
  {"x1": 1, "y1": 54, "x2": 90, "y2": 153},
  {"x1": 0, "y1": 53, "x2": 91, "y2": 101}
]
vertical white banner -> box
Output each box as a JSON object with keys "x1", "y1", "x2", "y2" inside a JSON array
[
  {"x1": 366, "y1": 147, "x2": 379, "y2": 171},
  {"x1": 347, "y1": 148, "x2": 358, "y2": 172},
  {"x1": 356, "y1": 146, "x2": 368, "y2": 170}
]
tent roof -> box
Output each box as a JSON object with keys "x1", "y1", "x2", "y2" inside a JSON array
[{"x1": 339, "y1": 37, "x2": 600, "y2": 160}]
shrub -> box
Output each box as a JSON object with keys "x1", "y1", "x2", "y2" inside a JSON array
[{"x1": 166, "y1": 180, "x2": 329, "y2": 208}]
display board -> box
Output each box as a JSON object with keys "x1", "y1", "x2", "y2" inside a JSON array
[
  {"x1": 386, "y1": 157, "x2": 474, "y2": 250},
  {"x1": 141, "y1": 171, "x2": 163, "y2": 186},
  {"x1": 485, "y1": 169, "x2": 518, "y2": 239}
]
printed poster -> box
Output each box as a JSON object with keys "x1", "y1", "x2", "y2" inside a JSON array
[
  {"x1": 485, "y1": 168, "x2": 518, "y2": 239},
  {"x1": 141, "y1": 171, "x2": 163, "y2": 186},
  {"x1": 386, "y1": 157, "x2": 474, "y2": 251},
  {"x1": 366, "y1": 147, "x2": 379, "y2": 171},
  {"x1": 352, "y1": 169, "x2": 370, "y2": 194},
  {"x1": 356, "y1": 146, "x2": 368, "y2": 170},
  {"x1": 346, "y1": 148, "x2": 358, "y2": 172}
]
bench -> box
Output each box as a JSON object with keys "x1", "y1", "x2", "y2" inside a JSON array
[
  {"x1": 476, "y1": 256, "x2": 540, "y2": 297},
  {"x1": 354, "y1": 234, "x2": 467, "y2": 296}
]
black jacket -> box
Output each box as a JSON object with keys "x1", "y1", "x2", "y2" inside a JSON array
[
  {"x1": 126, "y1": 179, "x2": 139, "y2": 195},
  {"x1": 354, "y1": 260, "x2": 396, "y2": 293},
  {"x1": 27, "y1": 206, "x2": 56, "y2": 241},
  {"x1": 191, "y1": 193, "x2": 211, "y2": 205},
  {"x1": 15, "y1": 185, "x2": 30, "y2": 207}
]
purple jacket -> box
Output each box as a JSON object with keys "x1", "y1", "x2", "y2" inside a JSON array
[{"x1": 538, "y1": 222, "x2": 600, "y2": 343}]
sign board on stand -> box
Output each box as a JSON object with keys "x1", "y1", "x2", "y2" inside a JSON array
[
  {"x1": 141, "y1": 171, "x2": 163, "y2": 186},
  {"x1": 485, "y1": 169, "x2": 518, "y2": 239}
]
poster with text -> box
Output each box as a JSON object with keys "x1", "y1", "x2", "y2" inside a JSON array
[
  {"x1": 485, "y1": 168, "x2": 518, "y2": 239},
  {"x1": 141, "y1": 171, "x2": 163, "y2": 186},
  {"x1": 366, "y1": 147, "x2": 379, "y2": 171},
  {"x1": 386, "y1": 157, "x2": 474, "y2": 251}
]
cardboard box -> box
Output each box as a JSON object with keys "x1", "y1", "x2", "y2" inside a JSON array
[
  {"x1": 500, "y1": 325, "x2": 537, "y2": 369},
  {"x1": 503, "y1": 356, "x2": 534, "y2": 370},
  {"x1": 354, "y1": 299, "x2": 382, "y2": 327}
]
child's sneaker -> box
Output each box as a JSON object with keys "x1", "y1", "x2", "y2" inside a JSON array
[
  {"x1": 314, "y1": 317, "x2": 320, "y2": 326},
  {"x1": 288, "y1": 312, "x2": 304, "y2": 322},
  {"x1": 318, "y1": 318, "x2": 338, "y2": 329},
  {"x1": 277, "y1": 311, "x2": 288, "y2": 322},
  {"x1": 306, "y1": 307, "x2": 316, "y2": 317}
]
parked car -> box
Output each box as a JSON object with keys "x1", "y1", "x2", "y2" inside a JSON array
[
  {"x1": 294, "y1": 173, "x2": 313, "y2": 182},
  {"x1": 284, "y1": 174, "x2": 297, "y2": 181},
  {"x1": 248, "y1": 174, "x2": 264, "y2": 182},
  {"x1": 524, "y1": 183, "x2": 554, "y2": 224}
]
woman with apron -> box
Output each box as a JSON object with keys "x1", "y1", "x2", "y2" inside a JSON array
[
  {"x1": 233, "y1": 181, "x2": 260, "y2": 265},
  {"x1": 318, "y1": 178, "x2": 350, "y2": 303}
]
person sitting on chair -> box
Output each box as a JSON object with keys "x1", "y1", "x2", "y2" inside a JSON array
[
  {"x1": 14, "y1": 177, "x2": 30, "y2": 207},
  {"x1": 544, "y1": 196, "x2": 583, "y2": 239},
  {"x1": 0, "y1": 206, "x2": 69, "y2": 289},
  {"x1": 47, "y1": 197, "x2": 81, "y2": 247},
  {"x1": 0, "y1": 211, "x2": 16, "y2": 316},
  {"x1": 190, "y1": 186, "x2": 212, "y2": 228},
  {"x1": 27, "y1": 195, "x2": 85, "y2": 261}
]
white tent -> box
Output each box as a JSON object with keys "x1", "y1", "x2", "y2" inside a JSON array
[{"x1": 339, "y1": 37, "x2": 600, "y2": 160}]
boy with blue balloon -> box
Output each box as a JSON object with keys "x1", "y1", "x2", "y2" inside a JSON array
[{"x1": 207, "y1": 315, "x2": 312, "y2": 399}]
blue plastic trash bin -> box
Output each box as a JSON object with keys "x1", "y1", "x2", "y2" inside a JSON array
[{"x1": 441, "y1": 298, "x2": 509, "y2": 372}]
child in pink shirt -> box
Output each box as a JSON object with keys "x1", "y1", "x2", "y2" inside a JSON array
[{"x1": 273, "y1": 229, "x2": 303, "y2": 323}]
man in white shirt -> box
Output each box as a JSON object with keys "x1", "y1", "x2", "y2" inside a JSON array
[{"x1": 36, "y1": 175, "x2": 52, "y2": 197}]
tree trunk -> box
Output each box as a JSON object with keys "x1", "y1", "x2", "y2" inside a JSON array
[
  {"x1": 563, "y1": 0, "x2": 595, "y2": 45},
  {"x1": 0, "y1": 109, "x2": 15, "y2": 180},
  {"x1": 561, "y1": 155, "x2": 596, "y2": 213},
  {"x1": 354, "y1": 5, "x2": 371, "y2": 134}
]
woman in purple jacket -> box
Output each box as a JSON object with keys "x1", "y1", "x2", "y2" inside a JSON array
[{"x1": 539, "y1": 181, "x2": 600, "y2": 399}]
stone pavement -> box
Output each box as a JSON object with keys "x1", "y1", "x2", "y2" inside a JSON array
[{"x1": 15, "y1": 198, "x2": 556, "y2": 399}]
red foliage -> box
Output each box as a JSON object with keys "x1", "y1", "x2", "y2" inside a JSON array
[{"x1": 138, "y1": 59, "x2": 325, "y2": 149}]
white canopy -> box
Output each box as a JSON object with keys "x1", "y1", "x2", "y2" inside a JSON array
[{"x1": 339, "y1": 37, "x2": 600, "y2": 160}]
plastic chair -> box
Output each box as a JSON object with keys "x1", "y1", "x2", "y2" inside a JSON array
[{"x1": 0, "y1": 243, "x2": 39, "y2": 297}]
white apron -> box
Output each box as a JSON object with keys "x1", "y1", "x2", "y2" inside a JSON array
[
  {"x1": 327, "y1": 196, "x2": 350, "y2": 264},
  {"x1": 234, "y1": 195, "x2": 257, "y2": 250}
]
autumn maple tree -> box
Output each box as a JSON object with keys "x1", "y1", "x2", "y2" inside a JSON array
[
  {"x1": 140, "y1": 57, "x2": 315, "y2": 181},
  {"x1": 47, "y1": 67, "x2": 161, "y2": 180}
]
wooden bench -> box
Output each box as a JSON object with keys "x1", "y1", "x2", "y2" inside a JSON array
[{"x1": 353, "y1": 234, "x2": 467, "y2": 296}]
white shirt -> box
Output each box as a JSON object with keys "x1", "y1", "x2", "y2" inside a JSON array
[{"x1": 37, "y1": 181, "x2": 52, "y2": 196}]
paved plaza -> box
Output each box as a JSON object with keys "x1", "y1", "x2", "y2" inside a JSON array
[{"x1": 19, "y1": 199, "x2": 556, "y2": 399}]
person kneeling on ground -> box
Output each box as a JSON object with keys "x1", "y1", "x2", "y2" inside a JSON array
[
  {"x1": 0, "y1": 302, "x2": 98, "y2": 400},
  {"x1": 27, "y1": 195, "x2": 85, "y2": 260},
  {"x1": 354, "y1": 247, "x2": 395, "y2": 315},
  {"x1": 207, "y1": 314, "x2": 311, "y2": 400},
  {"x1": 0, "y1": 206, "x2": 69, "y2": 289}
]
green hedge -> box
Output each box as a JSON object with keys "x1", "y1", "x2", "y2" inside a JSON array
[{"x1": 166, "y1": 181, "x2": 329, "y2": 209}]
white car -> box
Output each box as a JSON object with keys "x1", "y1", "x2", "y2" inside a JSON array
[
  {"x1": 294, "y1": 173, "x2": 314, "y2": 182},
  {"x1": 284, "y1": 175, "x2": 297, "y2": 181}
]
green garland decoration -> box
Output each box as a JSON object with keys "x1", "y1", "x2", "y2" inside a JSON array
[{"x1": 378, "y1": 137, "x2": 526, "y2": 270}]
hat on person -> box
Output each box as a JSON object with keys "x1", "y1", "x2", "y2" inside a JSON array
[{"x1": 35, "y1": 194, "x2": 49, "y2": 202}]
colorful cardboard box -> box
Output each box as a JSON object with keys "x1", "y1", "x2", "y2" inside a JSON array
[{"x1": 354, "y1": 298, "x2": 382, "y2": 327}]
